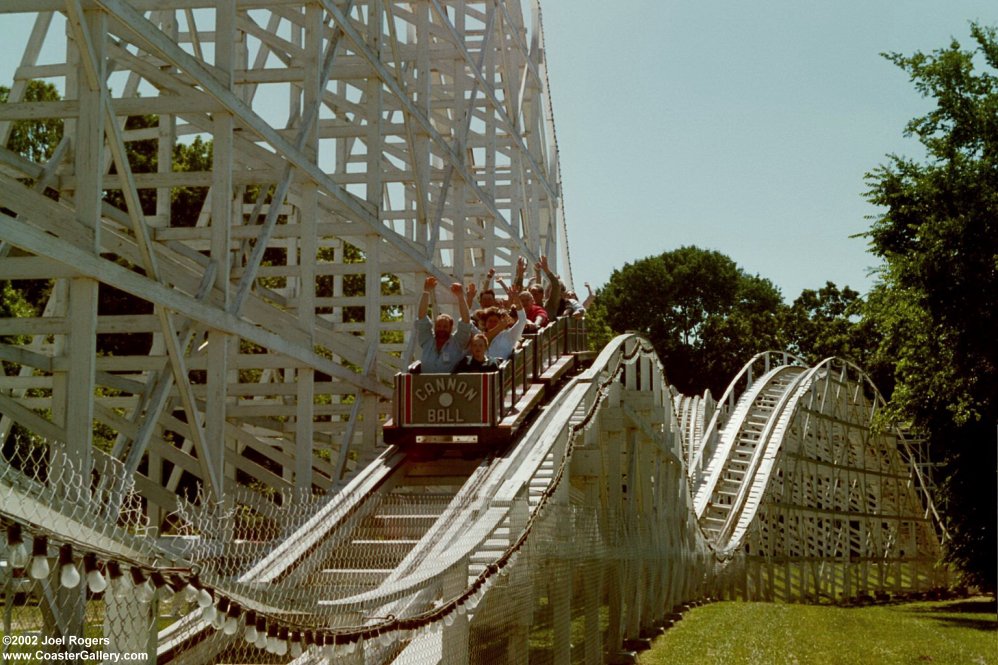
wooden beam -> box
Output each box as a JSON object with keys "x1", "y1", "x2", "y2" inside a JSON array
[{"x1": 0, "y1": 184, "x2": 391, "y2": 398}]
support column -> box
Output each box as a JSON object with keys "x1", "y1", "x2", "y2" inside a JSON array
[
  {"x1": 294, "y1": 1, "x2": 322, "y2": 492},
  {"x1": 583, "y1": 550, "x2": 603, "y2": 664},
  {"x1": 363, "y1": 0, "x2": 385, "y2": 454},
  {"x1": 441, "y1": 561, "x2": 469, "y2": 665},
  {"x1": 550, "y1": 560, "x2": 571, "y2": 665},
  {"x1": 602, "y1": 384, "x2": 630, "y2": 661},
  {"x1": 205, "y1": 0, "x2": 236, "y2": 504},
  {"x1": 44, "y1": 6, "x2": 105, "y2": 647},
  {"x1": 507, "y1": 494, "x2": 531, "y2": 665},
  {"x1": 623, "y1": 428, "x2": 642, "y2": 641},
  {"x1": 362, "y1": 234, "x2": 382, "y2": 453},
  {"x1": 551, "y1": 485, "x2": 571, "y2": 665},
  {"x1": 62, "y1": 3, "x2": 107, "y2": 474},
  {"x1": 64, "y1": 278, "x2": 97, "y2": 467}
]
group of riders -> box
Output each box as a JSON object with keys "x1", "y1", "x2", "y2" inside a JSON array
[{"x1": 414, "y1": 256, "x2": 589, "y2": 375}]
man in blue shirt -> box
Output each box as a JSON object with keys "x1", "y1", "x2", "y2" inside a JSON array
[{"x1": 415, "y1": 275, "x2": 473, "y2": 373}]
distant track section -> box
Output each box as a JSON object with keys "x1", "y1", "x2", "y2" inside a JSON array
[{"x1": 697, "y1": 356, "x2": 946, "y2": 602}]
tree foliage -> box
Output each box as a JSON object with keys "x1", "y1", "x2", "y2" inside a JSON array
[
  {"x1": 782, "y1": 281, "x2": 881, "y2": 369},
  {"x1": 582, "y1": 295, "x2": 616, "y2": 354},
  {"x1": 0, "y1": 80, "x2": 63, "y2": 162},
  {"x1": 600, "y1": 246, "x2": 785, "y2": 396},
  {"x1": 171, "y1": 136, "x2": 212, "y2": 226},
  {"x1": 863, "y1": 23, "x2": 998, "y2": 590},
  {"x1": 101, "y1": 114, "x2": 213, "y2": 225}
]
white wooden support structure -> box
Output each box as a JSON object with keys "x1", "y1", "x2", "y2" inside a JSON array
[
  {"x1": 0, "y1": 2, "x2": 950, "y2": 662},
  {"x1": 0, "y1": 0, "x2": 567, "y2": 520}
]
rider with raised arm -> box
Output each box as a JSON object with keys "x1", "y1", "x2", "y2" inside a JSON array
[
  {"x1": 486, "y1": 304, "x2": 526, "y2": 360},
  {"x1": 529, "y1": 254, "x2": 563, "y2": 320},
  {"x1": 414, "y1": 275, "x2": 473, "y2": 373}
]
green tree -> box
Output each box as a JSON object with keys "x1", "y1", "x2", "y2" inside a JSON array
[
  {"x1": 783, "y1": 282, "x2": 874, "y2": 364},
  {"x1": 581, "y1": 294, "x2": 615, "y2": 354},
  {"x1": 101, "y1": 114, "x2": 213, "y2": 225},
  {"x1": 600, "y1": 246, "x2": 785, "y2": 396},
  {"x1": 171, "y1": 136, "x2": 212, "y2": 226},
  {"x1": 863, "y1": 23, "x2": 997, "y2": 590},
  {"x1": 1, "y1": 80, "x2": 63, "y2": 162}
]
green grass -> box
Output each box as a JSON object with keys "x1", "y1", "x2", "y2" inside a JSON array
[{"x1": 638, "y1": 597, "x2": 997, "y2": 665}]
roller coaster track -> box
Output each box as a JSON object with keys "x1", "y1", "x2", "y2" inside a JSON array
[
  {"x1": 153, "y1": 334, "x2": 703, "y2": 663},
  {"x1": 0, "y1": 2, "x2": 946, "y2": 662},
  {"x1": 2, "y1": 334, "x2": 946, "y2": 664}
]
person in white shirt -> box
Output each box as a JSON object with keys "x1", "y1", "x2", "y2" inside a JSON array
[{"x1": 484, "y1": 305, "x2": 526, "y2": 360}]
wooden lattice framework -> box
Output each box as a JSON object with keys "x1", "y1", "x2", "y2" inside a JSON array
[
  {"x1": 0, "y1": 4, "x2": 951, "y2": 660},
  {"x1": 0, "y1": 0, "x2": 566, "y2": 521},
  {"x1": 701, "y1": 358, "x2": 947, "y2": 601}
]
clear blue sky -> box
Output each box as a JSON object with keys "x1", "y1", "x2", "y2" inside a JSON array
[
  {"x1": 2, "y1": 3, "x2": 995, "y2": 300},
  {"x1": 541, "y1": 1, "x2": 997, "y2": 299}
]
